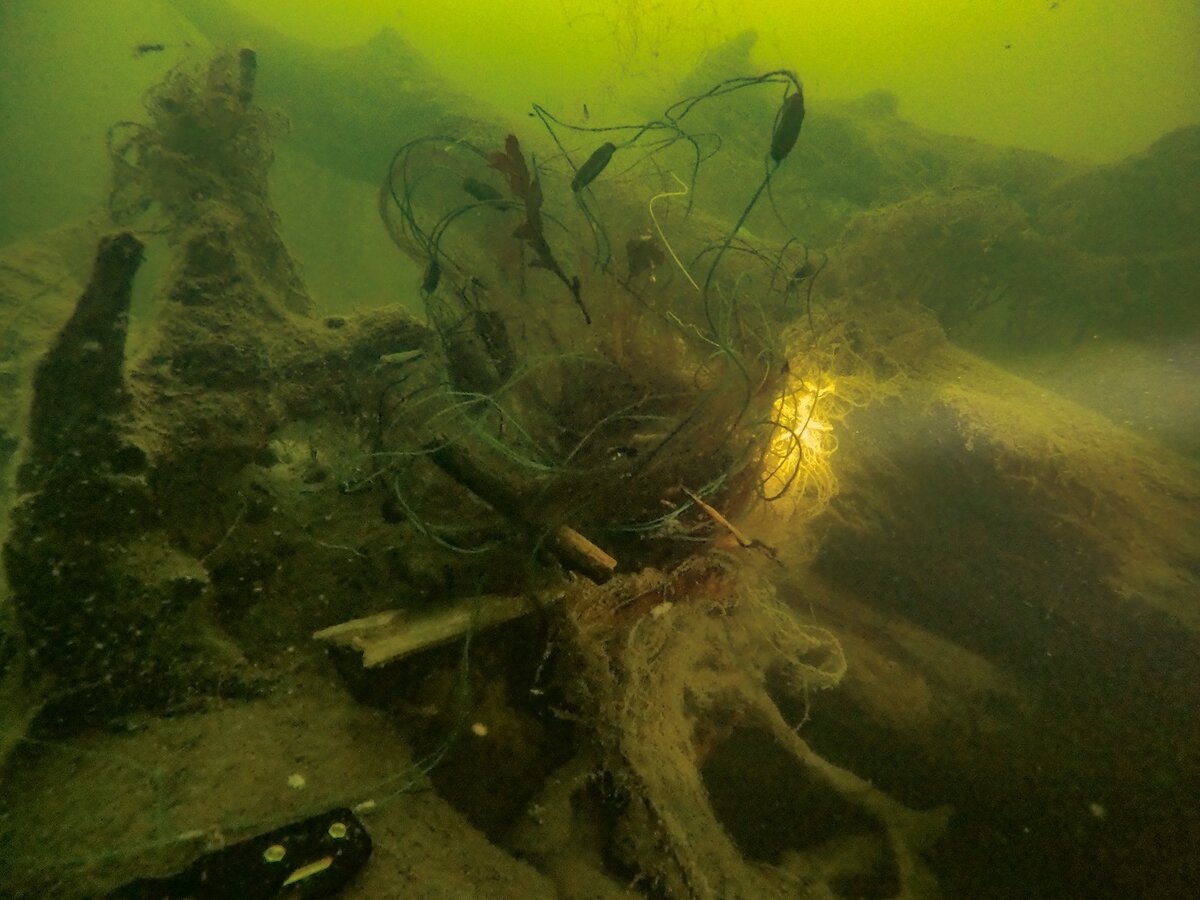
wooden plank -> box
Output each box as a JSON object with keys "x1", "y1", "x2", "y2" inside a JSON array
[{"x1": 313, "y1": 591, "x2": 562, "y2": 668}]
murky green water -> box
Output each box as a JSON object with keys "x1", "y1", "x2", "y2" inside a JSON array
[{"x1": 1, "y1": 2, "x2": 1197, "y2": 898}]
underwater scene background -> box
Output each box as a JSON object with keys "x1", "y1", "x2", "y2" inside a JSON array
[{"x1": 1, "y1": 1, "x2": 1197, "y2": 898}]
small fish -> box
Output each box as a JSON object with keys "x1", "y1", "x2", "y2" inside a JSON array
[
  {"x1": 133, "y1": 43, "x2": 166, "y2": 58},
  {"x1": 462, "y1": 176, "x2": 503, "y2": 203},
  {"x1": 571, "y1": 142, "x2": 617, "y2": 192},
  {"x1": 789, "y1": 261, "x2": 815, "y2": 284},
  {"x1": 378, "y1": 349, "x2": 424, "y2": 366},
  {"x1": 770, "y1": 87, "x2": 806, "y2": 163},
  {"x1": 421, "y1": 257, "x2": 440, "y2": 295}
]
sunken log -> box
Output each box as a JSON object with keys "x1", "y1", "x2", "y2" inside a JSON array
[
  {"x1": 425, "y1": 439, "x2": 618, "y2": 583},
  {"x1": 771, "y1": 345, "x2": 1200, "y2": 899}
]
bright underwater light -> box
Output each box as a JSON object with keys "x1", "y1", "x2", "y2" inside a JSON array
[{"x1": 761, "y1": 375, "x2": 837, "y2": 503}]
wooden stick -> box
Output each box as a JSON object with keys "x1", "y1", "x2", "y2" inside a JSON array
[
  {"x1": 314, "y1": 591, "x2": 562, "y2": 667},
  {"x1": 425, "y1": 439, "x2": 617, "y2": 582},
  {"x1": 682, "y1": 485, "x2": 780, "y2": 563},
  {"x1": 681, "y1": 486, "x2": 753, "y2": 547}
]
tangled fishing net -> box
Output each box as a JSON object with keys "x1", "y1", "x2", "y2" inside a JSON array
[
  {"x1": 562, "y1": 557, "x2": 945, "y2": 898},
  {"x1": 106, "y1": 47, "x2": 310, "y2": 317},
  {"x1": 378, "y1": 71, "x2": 942, "y2": 896},
  {"x1": 376, "y1": 72, "x2": 829, "y2": 565}
]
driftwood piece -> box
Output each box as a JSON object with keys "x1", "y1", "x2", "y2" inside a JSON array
[
  {"x1": 550, "y1": 526, "x2": 618, "y2": 583},
  {"x1": 314, "y1": 591, "x2": 562, "y2": 668}
]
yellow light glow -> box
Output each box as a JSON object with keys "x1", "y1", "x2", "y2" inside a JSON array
[{"x1": 761, "y1": 375, "x2": 837, "y2": 503}]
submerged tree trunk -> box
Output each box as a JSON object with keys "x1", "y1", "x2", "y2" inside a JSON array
[{"x1": 775, "y1": 345, "x2": 1200, "y2": 899}]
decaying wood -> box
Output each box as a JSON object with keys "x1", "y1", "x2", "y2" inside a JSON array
[
  {"x1": 22, "y1": 231, "x2": 141, "y2": 482},
  {"x1": 549, "y1": 525, "x2": 618, "y2": 583},
  {"x1": 765, "y1": 343, "x2": 1200, "y2": 898},
  {"x1": 425, "y1": 439, "x2": 617, "y2": 583},
  {"x1": 0, "y1": 51, "x2": 437, "y2": 721},
  {"x1": 2, "y1": 227, "x2": 254, "y2": 720},
  {"x1": 314, "y1": 590, "x2": 563, "y2": 668}
]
